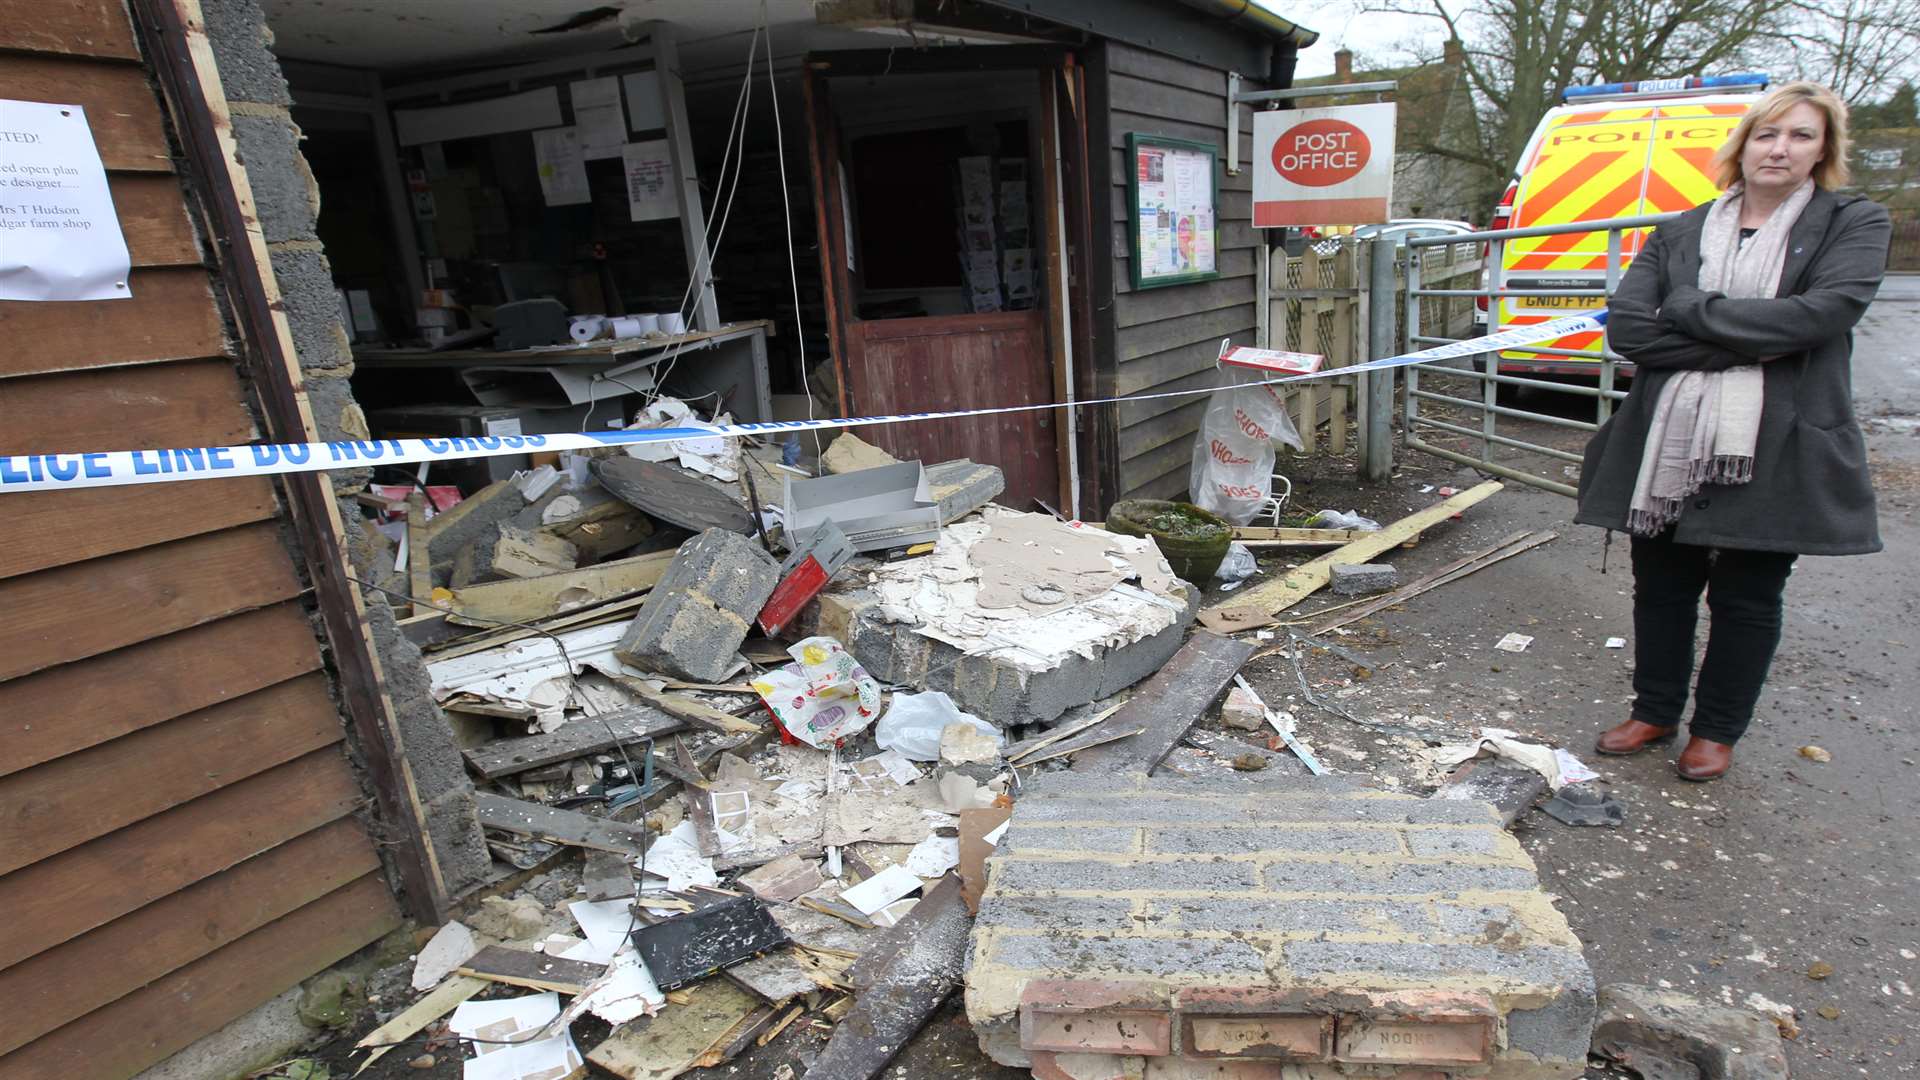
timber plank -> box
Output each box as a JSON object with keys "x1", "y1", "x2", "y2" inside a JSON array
[
  {"x1": 457, "y1": 945, "x2": 607, "y2": 995},
  {"x1": 113, "y1": 173, "x2": 203, "y2": 267},
  {"x1": 0, "y1": 267, "x2": 226, "y2": 378},
  {"x1": 475, "y1": 792, "x2": 655, "y2": 857},
  {"x1": 0, "y1": 0, "x2": 140, "y2": 59},
  {"x1": 0, "y1": 602, "x2": 321, "y2": 777},
  {"x1": 1116, "y1": 274, "x2": 1258, "y2": 330},
  {"x1": 1198, "y1": 481, "x2": 1506, "y2": 633},
  {"x1": 0, "y1": 522, "x2": 303, "y2": 682},
  {"x1": 1107, "y1": 41, "x2": 1245, "y2": 96},
  {"x1": 0, "y1": 672, "x2": 343, "y2": 875},
  {"x1": 449, "y1": 549, "x2": 675, "y2": 626},
  {"x1": 0, "y1": 359, "x2": 254, "y2": 454},
  {"x1": 1116, "y1": 336, "x2": 1244, "y2": 395},
  {"x1": 0, "y1": 749, "x2": 362, "y2": 970},
  {"x1": 0, "y1": 819, "x2": 379, "y2": 1056},
  {"x1": 0, "y1": 874, "x2": 401, "y2": 1080},
  {"x1": 1107, "y1": 72, "x2": 1227, "y2": 130},
  {"x1": 463, "y1": 706, "x2": 686, "y2": 780},
  {"x1": 806, "y1": 874, "x2": 971, "y2": 1079},
  {"x1": 1072, "y1": 631, "x2": 1257, "y2": 775},
  {"x1": 0, "y1": 56, "x2": 171, "y2": 171},
  {"x1": 0, "y1": 477, "x2": 277, "y2": 580},
  {"x1": 587, "y1": 979, "x2": 763, "y2": 1080}
]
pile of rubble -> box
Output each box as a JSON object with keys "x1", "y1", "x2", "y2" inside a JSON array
[{"x1": 328, "y1": 418, "x2": 1789, "y2": 1080}]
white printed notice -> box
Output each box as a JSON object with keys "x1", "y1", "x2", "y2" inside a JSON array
[
  {"x1": 0, "y1": 99, "x2": 132, "y2": 301},
  {"x1": 621, "y1": 140, "x2": 677, "y2": 222},
  {"x1": 532, "y1": 126, "x2": 591, "y2": 206}
]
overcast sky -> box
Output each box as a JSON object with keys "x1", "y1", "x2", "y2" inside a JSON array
[{"x1": 1266, "y1": 2, "x2": 1443, "y2": 77}]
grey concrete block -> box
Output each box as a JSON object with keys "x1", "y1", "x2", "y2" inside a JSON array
[
  {"x1": 364, "y1": 598, "x2": 492, "y2": 896},
  {"x1": 1014, "y1": 796, "x2": 1266, "y2": 825},
  {"x1": 925, "y1": 459, "x2": 1005, "y2": 522},
  {"x1": 1404, "y1": 826, "x2": 1508, "y2": 857},
  {"x1": 1328, "y1": 561, "x2": 1400, "y2": 595},
  {"x1": 1262, "y1": 860, "x2": 1540, "y2": 896},
  {"x1": 1507, "y1": 973, "x2": 1600, "y2": 1067},
  {"x1": 1015, "y1": 794, "x2": 1499, "y2": 827},
  {"x1": 1434, "y1": 758, "x2": 1550, "y2": 827},
  {"x1": 1283, "y1": 941, "x2": 1589, "y2": 987},
  {"x1": 425, "y1": 480, "x2": 526, "y2": 580},
  {"x1": 1143, "y1": 898, "x2": 1434, "y2": 935},
  {"x1": 990, "y1": 933, "x2": 1269, "y2": 976},
  {"x1": 997, "y1": 825, "x2": 1139, "y2": 855},
  {"x1": 975, "y1": 896, "x2": 1138, "y2": 931},
  {"x1": 990, "y1": 858, "x2": 1259, "y2": 894},
  {"x1": 1591, "y1": 983, "x2": 1789, "y2": 1080},
  {"x1": 616, "y1": 529, "x2": 779, "y2": 682},
  {"x1": 201, "y1": 0, "x2": 294, "y2": 106},
  {"x1": 1147, "y1": 826, "x2": 1402, "y2": 856},
  {"x1": 268, "y1": 247, "x2": 354, "y2": 371},
  {"x1": 231, "y1": 114, "x2": 318, "y2": 243},
  {"x1": 1429, "y1": 902, "x2": 1524, "y2": 937}
]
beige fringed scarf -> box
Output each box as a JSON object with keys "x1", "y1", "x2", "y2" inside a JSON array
[{"x1": 1626, "y1": 179, "x2": 1816, "y2": 536}]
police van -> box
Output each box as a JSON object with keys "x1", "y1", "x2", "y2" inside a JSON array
[{"x1": 1483, "y1": 74, "x2": 1770, "y2": 375}]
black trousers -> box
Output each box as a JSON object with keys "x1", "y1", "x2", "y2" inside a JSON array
[{"x1": 1629, "y1": 533, "x2": 1796, "y2": 745}]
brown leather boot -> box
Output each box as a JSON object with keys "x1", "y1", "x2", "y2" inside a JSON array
[
  {"x1": 1593, "y1": 719, "x2": 1679, "y2": 756},
  {"x1": 1677, "y1": 737, "x2": 1733, "y2": 781}
]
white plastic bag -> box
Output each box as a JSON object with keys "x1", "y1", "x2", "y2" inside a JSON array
[
  {"x1": 874, "y1": 691, "x2": 1001, "y2": 762},
  {"x1": 1214, "y1": 542, "x2": 1257, "y2": 583},
  {"x1": 1190, "y1": 371, "x2": 1304, "y2": 526},
  {"x1": 1306, "y1": 509, "x2": 1381, "y2": 531}
]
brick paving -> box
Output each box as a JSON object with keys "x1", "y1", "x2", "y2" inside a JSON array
[{"x1": 965, "y1": 772, "x2": 1593, "y2": 1079}]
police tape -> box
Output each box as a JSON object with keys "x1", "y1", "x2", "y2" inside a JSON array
[{"x1": 0, "y1": 313, "x2": 1605, "y2": 494}]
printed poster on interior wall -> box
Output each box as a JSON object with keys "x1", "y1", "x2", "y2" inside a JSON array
[
  {"x1": 532, "y1": 126, "x2": 591, "y2": 206},
  {"x1": 1251, "y1": 102, "x2": 1396, "y2": 227},
  {"x1": 621, "y1": 140, "x2": 677, "y2": 222},
  {"x1": 1127, "y1": 133, "x2": 1219, "y2": 289},
  {"x1": 0, "y1": 99, "x2": 132, "y2": 302}
]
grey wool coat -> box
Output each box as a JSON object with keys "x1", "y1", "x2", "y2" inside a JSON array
[{"x1": 1575, "y1": 188, "x2": 1891, "y2": 555}]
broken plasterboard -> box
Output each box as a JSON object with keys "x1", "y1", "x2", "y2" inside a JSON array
[
  {"x1": 865, "y1": 509, "x2": 1190, "y2": 673},
  {"x1": 426, "y1": 620, "x2": 652, "y2": 729},
  {"x1": 448, "y1": 991, "x2": 584, "y2": 1080}
]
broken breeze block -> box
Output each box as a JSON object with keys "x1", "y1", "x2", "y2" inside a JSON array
[
  {"x1": 1329, "y1": 561, "x2": 1400, "y2": 596},
  {"x1": 615, "y1": 528, "x2": 780, "y2": 683},
  {"x1": 797, "y1": 582, "x2": 1196, "y2": 728},
  {"x1": 965, "y1": 773, "x2": 1594, "y2": 1080}
]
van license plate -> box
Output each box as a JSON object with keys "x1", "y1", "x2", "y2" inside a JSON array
[{"x1": 1514, "y1": 296, "x2": 1594, "y2": 309}]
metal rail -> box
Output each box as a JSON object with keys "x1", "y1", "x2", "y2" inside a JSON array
[{"x1": 1399, "y1": 212, "x2": 1681, "y2": 495}]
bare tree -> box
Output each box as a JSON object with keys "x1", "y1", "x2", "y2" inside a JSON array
[{"x1": 1770, "y1": 0, "x2": 1920, "y2": 105}]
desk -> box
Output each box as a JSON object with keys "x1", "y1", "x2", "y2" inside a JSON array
[{"x1": 353, "y1": 319, "x2": 773, "y2": 421}]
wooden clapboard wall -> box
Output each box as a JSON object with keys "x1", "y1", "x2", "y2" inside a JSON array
[
  {"x1": 1089, "y1": 43, "x2": 1267, "y2": 503},
  {"x1": 0, "y1": 3, "x2": 402, "y2": 1077}
]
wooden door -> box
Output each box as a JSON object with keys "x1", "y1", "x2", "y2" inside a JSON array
[{"x1": 803, "y1": 63, "x2": 1062, "y2": 509}]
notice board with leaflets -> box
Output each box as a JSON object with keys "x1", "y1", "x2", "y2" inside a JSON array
[{"x1": 1126, "y1": 133, "x2": 1220, "y2": 289}]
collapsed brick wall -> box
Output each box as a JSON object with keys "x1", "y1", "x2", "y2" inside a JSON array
[{"x1": 200, "y1": 0, "x2": 493, "y2": 898}]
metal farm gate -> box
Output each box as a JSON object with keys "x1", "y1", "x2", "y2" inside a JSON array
[{"x1": 1397, "y1": 214, "x2": 1680, "y2": 496}]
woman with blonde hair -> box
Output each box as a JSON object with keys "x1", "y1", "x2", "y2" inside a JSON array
[{"x1": 1576, "y1": 81, "x2": 1891, "y2": 781}]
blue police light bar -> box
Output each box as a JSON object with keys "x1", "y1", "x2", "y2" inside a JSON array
[{"x1": 1564, "y1": 74, "x2": 1769, "y2": 101}]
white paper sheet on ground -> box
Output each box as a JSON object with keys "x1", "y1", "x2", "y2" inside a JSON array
[
  {"x1": 1427, "y1": 728, "x2": 1594, "y2": 790},
  {"x1": 869, "y1": 897, "x2": 920, "y2": 927},
  {"x1": 633, "y1": 819, "x2": 719, "y2": 893},
  {"x1": 840, "y1": 863, "x2": 925, "y2": 915},
  {"x1": 448, "y1": 991, "x2": 584, "y2": 1080},
  {"x1": 411, "y1": 920, "x2": 478, "y2": 991},
  {"x1": 578, "y1": 947, "x2": 665, "y2": 1024},
  {"x1": 774, "y1": 778, "x2": 822, "y2": 800},
  {"x1": 538, "y1": 934, "x2": 584, "y2": 955},
  {"x1": 905, "y1": 834, "x2": 961, "y2": 877},
  {"x1": 982, "y1": 819, "x2": 1010, "y2": 846},
  {"x1": 564, "y1": 899, "x2": 636, "y2": 966}
]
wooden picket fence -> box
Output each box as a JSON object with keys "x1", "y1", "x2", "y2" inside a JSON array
[{"x1": 1269, "y1": 239, "x2": 1484, "y2": 457}]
